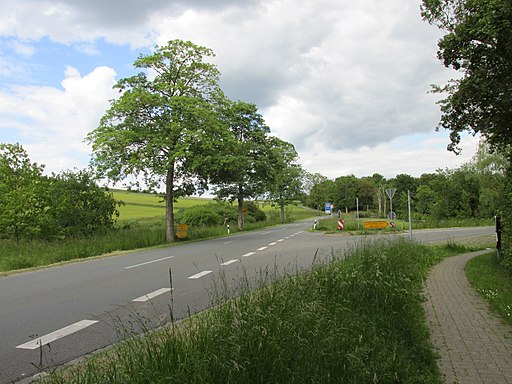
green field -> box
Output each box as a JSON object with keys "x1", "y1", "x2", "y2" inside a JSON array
[{"x1": 112, "y1": 190, "x2": 211, "y2": 220}]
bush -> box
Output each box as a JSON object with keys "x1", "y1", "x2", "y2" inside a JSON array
[
  {"x1": 177, "y1": 202, "x2": 238, "y2": 227},
  {"x1": 244, "y1": 201, "x2": 266, "y2": 223},
  {"x1": 0, "y1": 143, "x2": 120, "y2": 241}
]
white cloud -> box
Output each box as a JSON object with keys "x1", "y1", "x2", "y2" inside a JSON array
[
  {"x1": 300, "y1": 132, "x2": 480, "y2": 179},
  {"x1": 0, "y1": 0, "x2": 480, "y2": 179},
  {"x1": 0, "y1": 66, "x2": 117, "y2": 173}
]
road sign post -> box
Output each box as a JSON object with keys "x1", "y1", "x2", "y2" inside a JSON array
[
  {"x1": 325, "y1": 202, "x2": 332, "y2": 215},
  {"x1": 385, "y1": 188, "x2": 396, "y2": 220}
]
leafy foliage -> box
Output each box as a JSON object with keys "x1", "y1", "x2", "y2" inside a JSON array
[
  {"x1": 0, "y1": 143, "x2": 119, "y2": 241},
  {"x1": 421, "y1": 0, "x2": 512, "y2": 153},
  {"x1": 212, "y1": 100, "x2": 274, "y2": 229},
  {"x1": 0, "y1": 143, "x2": 45, "y2": 240},
  {"x1": 87, "y1": 40, "x2": 226, "y2": 242},
  {"x1": 422, "y1": 0, "x2": 512, "y2": 271}
]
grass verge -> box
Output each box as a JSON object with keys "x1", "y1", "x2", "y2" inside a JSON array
[
  {"x1": 465, "y1": 252, "x2": 512, "y2": 325},
  {"x1": 42, "y1": 240, "x2": 464, "y2": 384},
  {"x1": 314, "y1": 216, "x2": 494, "y2": 234},
  {"x1": 0, "y1": 205, "x2": 316, "y2": 274}
]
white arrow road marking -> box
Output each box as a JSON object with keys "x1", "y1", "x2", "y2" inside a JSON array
[
  {"x1": 133, "y1": 288, "x2": 172, "y2": 302},
  {"x1": 16, "y1": 320, "x2": 98, "y2": 350},
  {"x1": 220, "y1": 259, "x2": 238, "y2": 266},
  {"x1": 188, "y1": 271, "x2": 212, "y2": 279},
  {"x1": 124, "y1": 256, "x2": 174, "y2": 270}
]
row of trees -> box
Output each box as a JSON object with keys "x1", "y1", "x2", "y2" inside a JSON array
[
  {"x1": 0, "y1": 143, "x2": 119, "y2": 241},
  {"x1": 87, "y1": 40, "x2": 302, "y2": 241},
  {"x1": 304, "y1": 142, "x2": 505, "y2": 221}
]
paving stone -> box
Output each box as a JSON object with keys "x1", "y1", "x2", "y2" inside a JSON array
[{"x1": 424, "y1": 251, "x2": 512, "y2": 384}]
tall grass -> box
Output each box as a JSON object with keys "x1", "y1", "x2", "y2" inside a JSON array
[{"x1": 44, "y1": 239, "x2": 462, "y2": 384}]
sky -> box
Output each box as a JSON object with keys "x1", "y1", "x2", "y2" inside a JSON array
[{"x1": 0, "y1": 0, "x2": 480, "y2": 185}]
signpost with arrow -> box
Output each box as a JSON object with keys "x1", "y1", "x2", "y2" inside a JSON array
[{"x1": 385, "y1": 188, "x2": 396, "y2": 220}]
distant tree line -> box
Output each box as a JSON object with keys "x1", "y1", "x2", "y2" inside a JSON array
[{"x1": 304, "y1": 142, "x2": 505, "y2": 221}]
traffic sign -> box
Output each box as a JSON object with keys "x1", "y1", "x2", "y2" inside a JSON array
[
  {"x1": 177, "y1": 224, "x2": 188, "y2": 239},
  {"x1": 385, "y1": 189, "x2": 396, "y2": 200},
  {"x1": 325, "y1": 202, "x2": 332, "y2": 215},
  {"x1": 363, "y1": 221, "x2": 389, "y2": 230},
  {"x1": 388, "y1": 211, "x2": 396, "y2": 220}
]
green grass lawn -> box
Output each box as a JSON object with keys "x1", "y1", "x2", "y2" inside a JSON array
[{"x1": 465, "y1": 252, "x2": 512, "y2": 325}]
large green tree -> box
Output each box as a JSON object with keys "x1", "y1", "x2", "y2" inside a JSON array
[
  {"x1": 422, "y1": 0, "x2": 512, "y2": 270},
  {"x1": 266, "y1": 138, "x2": 303, "y2": 223},
  {"x1": 421, "y1": 0, "x2": 512, "y2": 152},
  {"x1": 213, "y1": 100, "x2": 274, "y2": 230},
  {"x1": 87, "y1": 40, "x2": 225, "y2": 241}
]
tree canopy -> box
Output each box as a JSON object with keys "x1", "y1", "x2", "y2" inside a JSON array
[
  {"x1": 212, "y1": 100, "x2": 275, "y2": 230},
  {"x1": 87, "y1": 40, "x2": 226, "y2": 241},
  {"x1": 421, "y1": 0, "x2": 512, "y2": 153}
]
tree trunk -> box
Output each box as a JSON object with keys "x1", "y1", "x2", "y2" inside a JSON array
[
  {"x1": 280, "y1": 201, "x2": 285, "y2": 223},
  {"x1": 166, "y1": 166, "x2": 175, "y2": 242}
]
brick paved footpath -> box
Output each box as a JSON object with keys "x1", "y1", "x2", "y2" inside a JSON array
[{"x1": 424, "y1": 250, "x2": 512, "y2": 384}]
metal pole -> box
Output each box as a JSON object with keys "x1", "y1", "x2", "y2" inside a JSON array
[
  {"x1": 356, "y1": 197, "x2": 360, "y2": 230},
  {"x1": 408, "y1": 190, "x2": 412, "y2": 240}
]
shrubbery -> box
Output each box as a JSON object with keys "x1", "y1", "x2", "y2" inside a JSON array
[
  {"x1": 0, "y1": 143, "x2": 120, "y2": 241},
  {"x1": 175, "y1": 201, "x2": 266, "y2": 227}
]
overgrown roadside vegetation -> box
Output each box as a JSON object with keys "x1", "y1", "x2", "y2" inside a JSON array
[
  {"x1": 43, "y1": 240, "x2": 466, "y2": 384},
  {"x1": 466, "y1": 252, "x2": 512, "y2": 325}
]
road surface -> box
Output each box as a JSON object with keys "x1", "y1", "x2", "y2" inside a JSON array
[{"x1": 0, "y1": 220, "x2": 494, "y2": 383}]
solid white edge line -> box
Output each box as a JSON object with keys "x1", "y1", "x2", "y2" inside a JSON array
[
  {"x1": 133, "y1": 288, "x2": 172, "y2": 302},
  {"x1": 188, "y1": 270, "x2": 212, "y2": 279},
  {"x1": 124, "y1": 256, "x2": 174, "y2": 270},
  {"x1": 242, "y1": 252, "x2": 256, "y2": 257},
  {"x1": 16, "y1": 320, "x2": 99, "y2": 350},
  {"x1": 220, "y1": 259, "x2": 238, "y2": 266}
]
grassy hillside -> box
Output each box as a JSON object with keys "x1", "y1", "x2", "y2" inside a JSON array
[{"x1": 112, "y1": 190, "x2": 211, "y2": 220}]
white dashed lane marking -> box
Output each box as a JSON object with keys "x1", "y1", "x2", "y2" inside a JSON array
[
  {"x1": 220, "y1": 259, "x2": 238, "y2": 266},
  {"x1": 124, "y1": 256, "x2": 174, "y2": 270},
  {"x1": 268, "y1": 242, "x2": 277, "y2": 246},
  {"x1": 188, "y1": 271, "x2": 212, "y2": 279},
  {"x1": 16, "y1": 320, "x2": 98, "y2": 350},
  {"x1": 133, "y1": 288, "x2": 172, "y2": 302},
  {"x1": 242, "y1": 252, "x2": 256, "y2": 257},
  {"x1": 257, "y1": 247, "x2": 267, "y2": 251}
]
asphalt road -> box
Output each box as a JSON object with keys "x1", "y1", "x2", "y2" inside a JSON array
[{"x1": 0, "y1": 220, "x2": 494, "y2": 383}]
